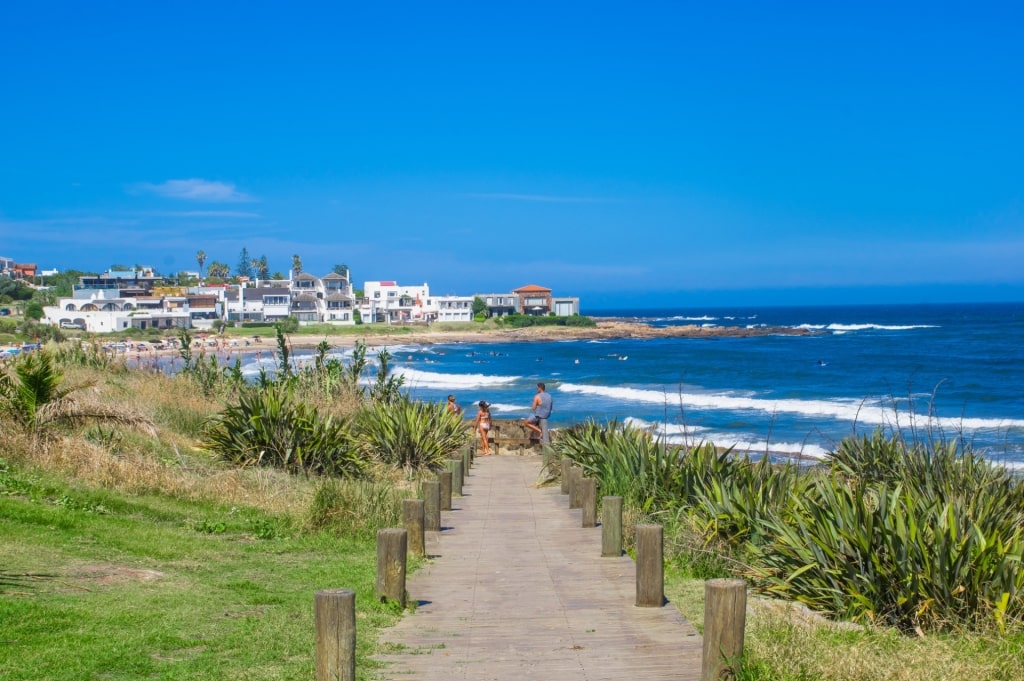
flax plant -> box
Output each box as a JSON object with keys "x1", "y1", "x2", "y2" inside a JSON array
[
  {"x1": 202, "y1": 384, "x2": 363, "y2": 478},
  {"x1": 353, "y1": 396, "x2": 470, "y2": 473}
]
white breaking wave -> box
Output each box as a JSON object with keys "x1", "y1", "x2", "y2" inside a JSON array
[
  {"x1": 623, "y1": 417, "x2": 828, "y2": 459},
  {"x1": 483, "y1": 402, "x2": 530, "y2": 414},
  {"x1": 798, "y1": 323, "x2": 939, "y2": 334},
  {"x1": 394, "y1": 366, "x2": 521, "y2": 389},
  {"x1": 557, "y1": 382, "x2": 1024, "y2": 432}
]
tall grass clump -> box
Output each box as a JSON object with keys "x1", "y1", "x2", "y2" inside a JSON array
[
  {"x1": 202, "y1": 384, "x2": 364, "y2": 478},
  {"x1": 0, "y1": 350, "x2": 153, "y2": 437},
  {"x1": 306, "y1": 477, "x2": 415, "y2": 539},
  {"x1": 550, "y1": 421, "x2": 804, "y2": 544},
  {"x1": 754, "y1": 431, "x2": 1024, "y2": 632},
  {"x1": 552, "y1": 420, "x2": 702, "y2": 512},
  {"x1": 354, "y1": 396, "x2": 470, "y2": 473}
]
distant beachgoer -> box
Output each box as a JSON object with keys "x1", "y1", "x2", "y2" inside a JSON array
[
  {"x1": 524, "y1": 382, "x2": 553, "y2": 444},
  {"x1": 446, "y1": 394, "x2": 463, "y2": 416},
  {"x1": 474, "y1": 401, "x2": 492, "y2": 455}
]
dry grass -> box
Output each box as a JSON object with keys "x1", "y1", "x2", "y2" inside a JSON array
[
  {"x1": 742, "y1": 603, "x2": 1023, "y2": 681},
  {"x1": 664, "y1": 569, "x2": 1024, "y2": 681},
  {"x1": 1, "y1": 364, "x2": 322, "y2": 516},
  {"x1": 2, "y1": 429, "x2": 314, "y2": 516}
]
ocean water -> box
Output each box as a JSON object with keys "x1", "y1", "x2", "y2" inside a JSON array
[{"x1": 225, "y1": 302, "x2": 1024, "y2": 465}]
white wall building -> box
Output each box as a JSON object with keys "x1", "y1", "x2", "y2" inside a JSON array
[
  {"x1": 361, "y1": 281, "x2": 437, "y2": 323},
  {"x1": 436, "y1": 295, "x2": 475, "y2": 322}
]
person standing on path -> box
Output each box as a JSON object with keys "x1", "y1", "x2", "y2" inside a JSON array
[
  {"x1": 524, "y1": 382, "x2": 553, "y2": 444},
  {"x1": 474, "y1": 400, "x2": 492, "y2": 455}
]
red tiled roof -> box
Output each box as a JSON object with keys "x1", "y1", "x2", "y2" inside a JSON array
[{"x1": 513, "y1": 284, "x2": 551, "y2": 293}]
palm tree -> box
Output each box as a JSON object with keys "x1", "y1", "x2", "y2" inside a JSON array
[
  {"x1": 207, "y1": 262, "x2": 230, "y2": 279},
  {"x1": 196, "y1": 250, "x2": 206, "y2": 281},
  {"x1": 0, "y1": 352, "x2": 152, "y2": 436},
  {"x1": 292, "y1": 254, "x2": 302, "y2": 277}
]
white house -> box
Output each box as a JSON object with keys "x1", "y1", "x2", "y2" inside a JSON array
[
  {"x1": 361, "y1": 281, "x2": 436, "y2": 323},
  {"x1": 436, "y1": 295, "x2": 475, "y2": 322},
  {"x1": 43, "y1": 291, "x2": 191, "y2": 333}
]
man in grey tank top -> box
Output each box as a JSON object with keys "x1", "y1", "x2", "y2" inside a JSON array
[{"x1": 524, "y1": 382, "x2": 553, "y2": 444}]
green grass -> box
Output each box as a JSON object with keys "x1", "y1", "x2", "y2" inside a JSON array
[
  {"x1": 665, "y1": 562, "x2": 1024, "y2": 681},
  {"x1": 0, "y1": 464, "x2": 403, "y2": 681}
]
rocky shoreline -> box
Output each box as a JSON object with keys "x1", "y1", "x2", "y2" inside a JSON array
[
  {"x1": 96, "y1": 319, "x2": 817, "y2": 358},
  {"x1": 279, "y1": 319, "x2": 817, "y2": 349}
]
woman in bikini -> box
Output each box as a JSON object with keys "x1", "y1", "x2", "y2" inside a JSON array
[{"x1": 474, "y1": 400, "x2": 492, "y2": 455}]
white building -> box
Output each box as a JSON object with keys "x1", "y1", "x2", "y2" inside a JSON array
[
  {"x1": 360, "y1": 281, "x2": 437, "y2": 323},
  {"x1": 43, "y1": 289, "x2": 192, "y2": 333},
  {"x1": 436, "y1": 295, "x2": 476, "y2": 322}
]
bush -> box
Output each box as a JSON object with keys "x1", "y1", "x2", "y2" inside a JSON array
[
  {"x1": 306, "y1": 478, "x2": 414, "y2": 539},
  {"x1": 753, "y1": 473, "x2": 1024, "y2": 632},
  {"x1": 553, "y1": 421, "x2": 1024, "y2": 633},
  {"x1": 354, "y1": 396, "x2": 470, "y2": 472},
  {"x1": 203, "y1": 385, "x2": 364, "y2": 478}
]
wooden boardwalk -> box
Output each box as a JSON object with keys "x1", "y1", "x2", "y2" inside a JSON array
[{"x1": 375, "y1": 454, "x2": 702, "y2": 680}]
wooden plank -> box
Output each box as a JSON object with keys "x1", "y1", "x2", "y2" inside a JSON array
[{"x1": 375, "y1": 455, "x2": 702, "y2": 680}]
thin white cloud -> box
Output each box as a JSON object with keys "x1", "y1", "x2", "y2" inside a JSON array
[
  {"x1": 131, "y1": 178, "x2": 255, "y2": 202},
  {"x1": 464, "y1": 192, "x2": 613, "y2": 204},
  {"x1": 143, "y1": 210, "x2": 262, "y2": 219}
]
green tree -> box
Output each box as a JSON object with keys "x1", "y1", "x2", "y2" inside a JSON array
[
  {"x1": 207, "y1": 262, "x2": 230, "y2": 279},
  {"x1": 332, "y1": 264, "x2": 349, "y2": 277},
  {"x1": 24, "y1": 301, "x2": 44, "y2": 321},
  {"x1": 196, "y1": 250, "x2": 206, "y2": 279},
  {"x1": 256, "y1": 255, "x2": 270, "y2": 280},
  {"x1": 40, "y1": 270, "x2": 87, "y2": 298},
  {"x1": 291, "y1": 254, "x2": 302, "y2": 277},
  {"x1": 0, "y1": 278, "x2": 34, "y2": 302},
  {"x1": 472, "y1": 296, "x2": 487, "y2": 317},
  {"x1": 237, "y1": 248, "x2": 253, "y2": 279}
]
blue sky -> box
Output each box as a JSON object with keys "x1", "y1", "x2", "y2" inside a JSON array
[{"x1": 1, "y1": 2, "x2": 1022, "y2": 309}]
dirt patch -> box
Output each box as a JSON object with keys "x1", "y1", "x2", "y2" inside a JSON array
[{"x1": 72, "y1": 564, "x2": 166, "y2": 585}]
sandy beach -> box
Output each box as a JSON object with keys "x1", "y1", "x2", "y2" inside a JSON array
[{"x1": 112, "y1": 319, "x2": 817, "y2": 359}]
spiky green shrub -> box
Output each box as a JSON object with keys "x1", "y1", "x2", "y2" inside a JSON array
[
  {"x1": 690, "y1": 454, "x2": 807, "y2": 546},
  {"x1": 0, "y1": 351, "x2": 151, "y2": 436},
  {"x1": 203, "y1": 385, "x2": 363, "y2": 478},
  {"x1": 353, "y1": 396, "x2": 469, "y2": 472},
  {"x1": 753, "y1": 476, "x2": 1024, "y2": 632},
  {"x1": 552, "y1": 420, "x2": 701, "y2": 511}
]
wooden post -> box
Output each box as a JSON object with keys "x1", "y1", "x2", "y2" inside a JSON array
[
  {"x1": 450, "y1": 459, "x2": 464, "y2": 497},
  {"x1": 314, "y1": 588, "x2": 356, "y2": 681},
  {"x1": 569, "y1": 466, "x2": 584, "y2": 509},
  {"x1": 701, "y1": 579, "x2": 747, "y2": 681},
  {"x1": 601, "y1": 496, "x2": 623, "y2": 557},
  {"x1": 438, "y1": 470, "x2": 452, "y2": 511},
  {"x1": 581, "y1": 478, "x2": 597, "y2": 528},
  {"x1": 560, "y1": 458, "x2": 571, "y2": 494},
  {"x1": 422, "y1": 480, "x2": 440, "y2": 532},
  {"x1": 402, "y1": 498, "x2": 425, "y2": 557},
  {"x1": 375, "y1": 528, "x2": 407, "y2": 607},
  {"x1": 635, "y1": 524, "x2": 664, "y2": 607},
  {"x1": 463, "y1": 448, "x2": 472, "y2": 475}
]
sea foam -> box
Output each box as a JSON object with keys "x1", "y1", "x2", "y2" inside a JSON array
[
  {"x1": 557, "y1": 382, "x2": 1024, "y2": 432},
  {"x1": 394, "y1": 366, "x2": 521, "y2": 389}
]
